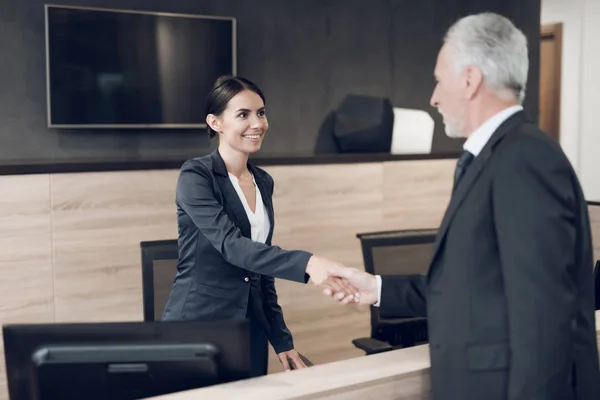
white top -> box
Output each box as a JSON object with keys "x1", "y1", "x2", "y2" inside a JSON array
[{"x1": 228, "y1": 173, "x2": 270, "y2": 244}]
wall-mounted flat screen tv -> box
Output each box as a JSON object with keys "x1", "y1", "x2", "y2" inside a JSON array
[{"x1": 45, "y1": 5, "x2": 236, "y2": 128}]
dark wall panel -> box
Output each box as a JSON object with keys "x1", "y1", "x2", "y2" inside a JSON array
[{"x1": 0, "y1": 0, "x2": 540, "y2": 166}]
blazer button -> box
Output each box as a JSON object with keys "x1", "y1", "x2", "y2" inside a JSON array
[{"x1": 244, "y1": 277, "x2": 249, "y2": 282}]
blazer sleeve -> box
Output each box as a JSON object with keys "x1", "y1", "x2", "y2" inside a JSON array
[
  {"x1": 379, "y1": 274, "x2": 428, "y2": 318},
  {"x1": 493, "y1": 142, "x2": 580, "y2": 399},
  {"x1": 261, "y1": 275, "x2": 294, "y2": 354},
  {"x1": 176, "y1": 160, "x2": 311, "y2": 283}
]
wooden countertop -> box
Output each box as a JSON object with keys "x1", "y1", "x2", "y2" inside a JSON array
[
  {"x1": 148, "y1": 344, "x2": 431, "y2": 400},
  {"x1": 147, "y1": 311, "x2": 600, "y2": 400}
]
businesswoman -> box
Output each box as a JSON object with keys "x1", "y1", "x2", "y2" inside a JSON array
[{"x1": 162, "y1": 76, "x2": 352, "y2": 376}]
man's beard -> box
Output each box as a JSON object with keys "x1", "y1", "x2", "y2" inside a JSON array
[
  {"x1": 439, "y1": 109, "x2": 465, "y2": 138},
  {"x1": 444, "y1": 121, "x2": 464, "y2": 138}
]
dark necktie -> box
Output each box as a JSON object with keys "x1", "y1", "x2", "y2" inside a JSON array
[{"x1": 453, "y1": 150, "x2": 474, "y2": 191}]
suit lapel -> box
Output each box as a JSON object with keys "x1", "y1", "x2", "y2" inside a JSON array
[
  {"x1": 429, "y1": 111, "x2": 526, "y2": 271},
  {"x1": 249, "y1": 163, "x2": 275, "y2": 244},
  {"x1": 210, "y1": 150, "x2": 252, "y2": 238}
]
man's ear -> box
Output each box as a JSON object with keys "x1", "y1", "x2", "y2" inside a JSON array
[
  {"x1": 464, "y1": 65, "x2": 483, "y2": 100},
  {"x1": 206, "y1": 114, "x2": 221, "y2": 133}
]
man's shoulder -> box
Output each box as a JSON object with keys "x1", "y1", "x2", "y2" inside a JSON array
[
  {"x1": 506, "y1": 121, "x2": 558, "y2": 149},
  {"x1": 496, "y1": 122, "x2": 571, "y2": 169}
]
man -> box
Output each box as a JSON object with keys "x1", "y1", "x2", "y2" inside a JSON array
[{"x1": 325, "y1": 12, "x2": 600, "y2": 400}]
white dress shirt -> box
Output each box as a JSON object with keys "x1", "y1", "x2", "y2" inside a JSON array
[
  {"x1": 228, "y1": 173, "x2": 270, "y2": 244},
  {"x1": 374, "y1": 104, "x2": 523, "y2": 307}
]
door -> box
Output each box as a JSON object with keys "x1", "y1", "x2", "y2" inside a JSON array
[{"x1": 539, "y1": 23, "x2": 563, "y2": 141}]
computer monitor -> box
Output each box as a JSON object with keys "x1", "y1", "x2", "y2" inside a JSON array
[{"x1": 3, "y1": 319, "x2": 251, "y2": 400}]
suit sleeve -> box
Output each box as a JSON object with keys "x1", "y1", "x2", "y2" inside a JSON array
[
  {"x1": 379, "y1": 274, "x2": 428, "y2": 318},
  {"x1": 493, "y1": 145, "x2": 578, "y2": 399},
  {"x1": 176, "y1": 161, "x2": 311, "y2": 283},
  {"x1": 261, "y1": 275, "x2": 294, "y2": 353}
]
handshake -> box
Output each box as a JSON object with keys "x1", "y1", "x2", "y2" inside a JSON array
[{"x1": 305, "y1": 255, "x2": 378, "y2": 306}]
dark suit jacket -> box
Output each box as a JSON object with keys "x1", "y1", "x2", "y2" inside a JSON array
[
  {"x1": 380, "y1": 112, "x2": 600, "y2": 400},
  {"x1": 162, "y1": 149, "x2": 312, "y2": 354}
]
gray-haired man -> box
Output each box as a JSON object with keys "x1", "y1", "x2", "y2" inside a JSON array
[{"x1": 326, "y1": 12, "x2": 600, "y2": 400}]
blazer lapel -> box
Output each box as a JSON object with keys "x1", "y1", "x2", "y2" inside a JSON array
[
  {"x1": 249, "y1": 163, "x2": 275, "y2": 244},
  {"x1": 210, "y1": 150, "x2": 252, "y2": 238},
  {"x1": 429, "y1": 111, "x2": 526, "y2": 271}
]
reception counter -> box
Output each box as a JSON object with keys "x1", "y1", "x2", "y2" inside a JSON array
[
  {"x1": 147, "y1": 311, "x2": 600, "y2": 400},
  {"x1": 149, "y1": 343, "x2": 431, "y2": 400}
]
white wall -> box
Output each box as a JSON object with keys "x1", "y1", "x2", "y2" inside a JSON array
[
  {"x1": 578, "y1": 0, "x2": 600, "y2": 201},
  {"x1": 541, "y1": 0, "x2": 583, "y2": 173},
  {"x1": 541, "y1": 0, "x2": 600, "y2": 201}
]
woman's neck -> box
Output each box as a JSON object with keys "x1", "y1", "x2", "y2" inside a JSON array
[{"x1": 218, "y1": 143, "x2": 250, "y2": 178}]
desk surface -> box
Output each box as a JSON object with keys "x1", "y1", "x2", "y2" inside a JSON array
[
  {"x1": 148, "y1": 311, "x2": 600, "y2": 400},
  {"x1": 148, "y1": 344, "x2": 431, "y2": 400}
]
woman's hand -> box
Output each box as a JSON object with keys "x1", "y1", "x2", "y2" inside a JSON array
[
  {"x1": 277, "y1": 349, "x2": 307, "y2": 371},
  {"x1": 306, "y1": 255, "x2": 358, "y2": 300}
]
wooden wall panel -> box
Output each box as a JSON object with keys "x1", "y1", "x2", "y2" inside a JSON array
[
  {"x1": 381, "y1": 160, "x2": 453, "y2": 231},
  {"x1": 267, "y1": 163, "x2": 385, "y2": 268},
  {"x1": 0, "y1": 175, "x2": 54, "y2": 400},
  {"x1": 50, "y1": 170, "x2": 179, "y2": 323}
]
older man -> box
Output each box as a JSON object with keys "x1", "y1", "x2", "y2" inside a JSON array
[{"x1": 327, "y1": 12, "x2": 600, "y2": 400}]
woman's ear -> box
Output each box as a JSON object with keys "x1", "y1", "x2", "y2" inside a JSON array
[{"x1": 206, "y1": 114, "x2": 220, "y2": 133}]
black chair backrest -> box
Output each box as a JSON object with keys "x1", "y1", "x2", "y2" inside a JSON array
[
  {"x1": 140, "y1": 240, "x2": 179, "y2": 321},
  {"x1": 356, "y1": 228, "x2": 437, "y2": 346}
]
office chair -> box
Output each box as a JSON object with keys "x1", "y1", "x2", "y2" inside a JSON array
[
  {"x1": 594, "y1": 260, "x2": 600, "y2": 311},
  {"x1": 139, "y1": 239, "x2": 314, "y2": 366},
  {"x1": 352, "y1": 228, "x2": 437, "y2": 355}
]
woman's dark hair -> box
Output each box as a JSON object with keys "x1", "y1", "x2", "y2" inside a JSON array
[{"x1": 205, "y1": 76, "x2": 266, "y2": 139}]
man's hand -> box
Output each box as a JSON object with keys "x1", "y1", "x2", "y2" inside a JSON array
[
  {"x1": 323, "y1": 266, "x2": 378, "y2": 306},
  {"x1": 305, "y1": 256, "x2": 358, "y2": 301},
  {"x1": 277, "y1": 349, "x2": 307, "y2": 371}
]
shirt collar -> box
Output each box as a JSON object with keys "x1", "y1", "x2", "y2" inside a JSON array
[{"x1": 463, "y1": 105, "x2": 523, "y2": 157}]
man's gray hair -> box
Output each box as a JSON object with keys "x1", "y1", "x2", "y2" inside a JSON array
[{"x1": 444, "y1": 12, "x2": 529, "y2": 103}]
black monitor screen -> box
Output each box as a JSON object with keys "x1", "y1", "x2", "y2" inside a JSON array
[{"x1": 45, "y1": 5, "x2": 236, "y2": 128}]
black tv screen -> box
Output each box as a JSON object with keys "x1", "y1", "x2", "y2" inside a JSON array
[{"x1": 45, "y1": 5, "x2": 236, "y2": 128}]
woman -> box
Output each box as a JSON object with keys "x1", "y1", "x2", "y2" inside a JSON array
[{"x1": 162, "y1": 76, "x2": 353, "y2": 376}]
